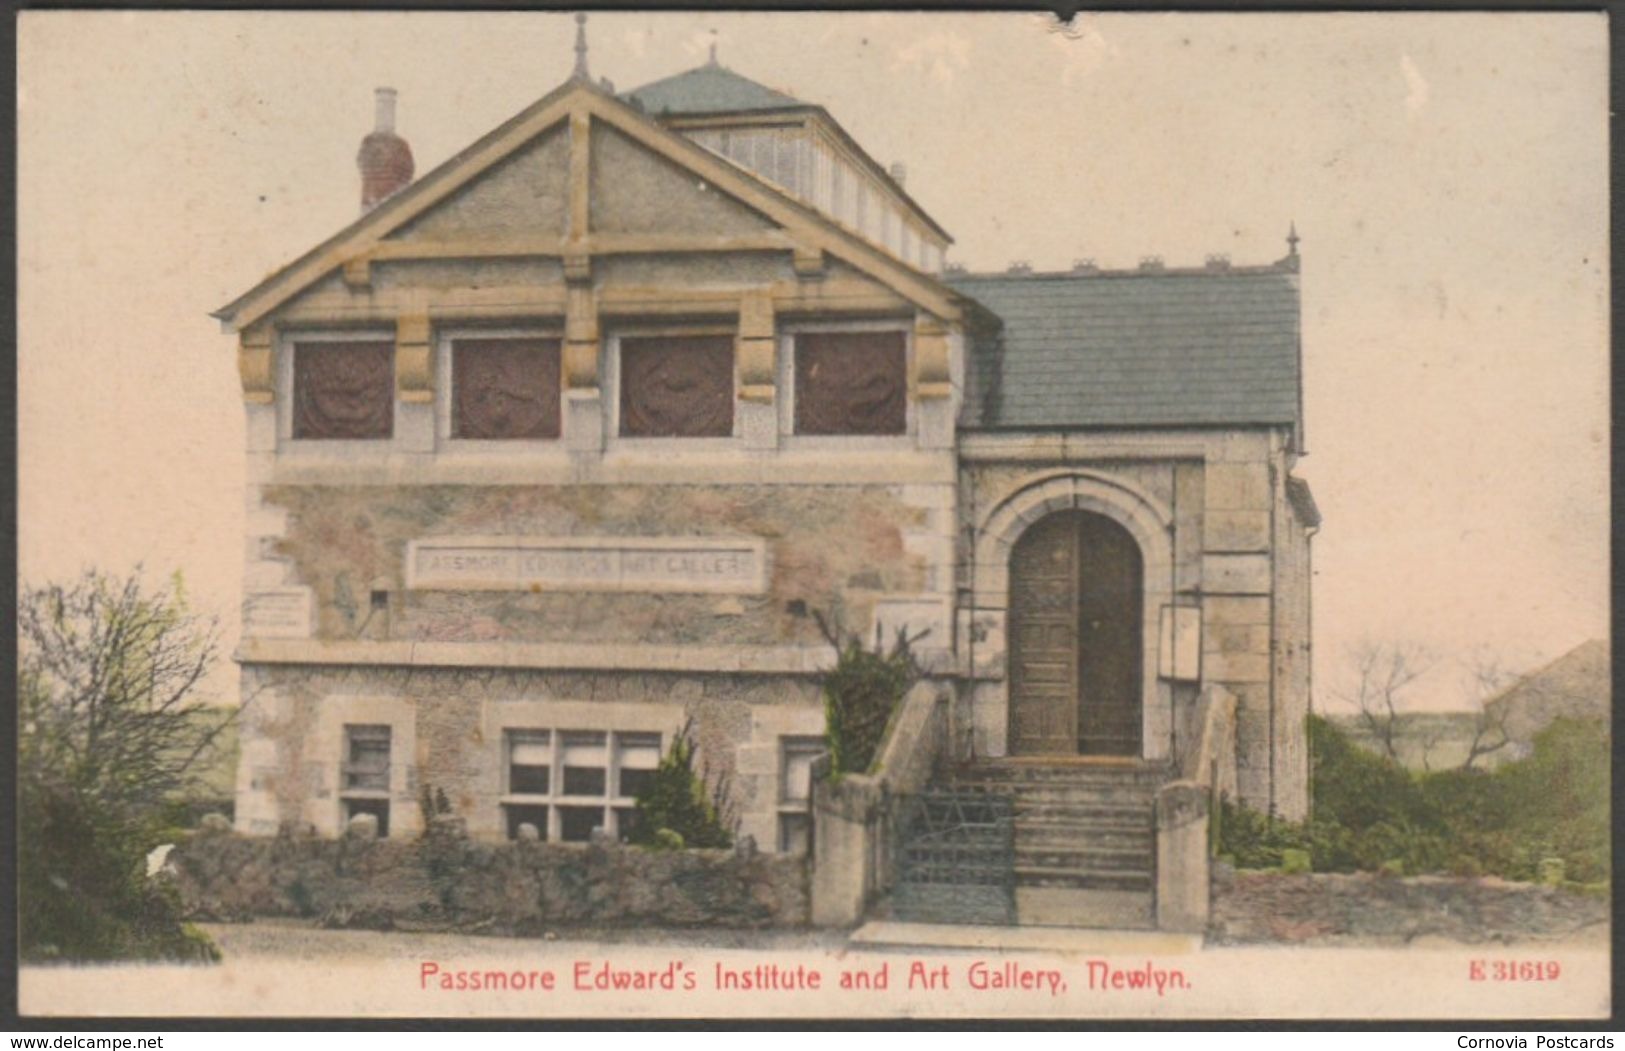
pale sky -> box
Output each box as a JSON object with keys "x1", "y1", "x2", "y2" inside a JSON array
[{"x1": 18, "y1": 12, "x2": 1609, "y2": 711}]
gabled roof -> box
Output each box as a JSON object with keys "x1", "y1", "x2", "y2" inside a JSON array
[
  {"x1": 950, "y1": 262, "x2": 1302, "y2": 433},
  {"x1": 213, "y1": 76, "x2": 962, "y2": 332},
  {"x1": 624, "y1": 63, "x2": 808, "y2": 116},
  {"x1": 624, "y1": 61, "x2": 952, "y2": 247}
]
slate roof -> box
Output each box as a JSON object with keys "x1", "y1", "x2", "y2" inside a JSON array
[
  {"x1": 624, "y1": 64, "x2": 809, "y2": 116},
  {"x1": 948, "y1": 264, "x2": 1302, "y2": 433}
]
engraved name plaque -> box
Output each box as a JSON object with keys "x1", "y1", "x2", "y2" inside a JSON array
[
  {"x1": 405, "y1": 537, "x2": 768, "y2": 594},
  {"x1": 243, "y1": 587, "x2": 314, "y2": 638}
]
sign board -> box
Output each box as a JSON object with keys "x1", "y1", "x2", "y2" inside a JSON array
[{"x1": 405, "y1": 536, "x2": 768, "y2": 594}]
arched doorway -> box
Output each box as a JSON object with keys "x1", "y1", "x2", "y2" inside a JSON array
[{"x1": 1007, "y1": 510, "x2": 1144, "y2": 757}]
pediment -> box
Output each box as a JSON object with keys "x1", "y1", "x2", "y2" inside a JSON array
[
  {"x1": 589, "y1": 124, "x2": 775, "y2": 237},
  {"x1": 386, "y1": 122, "x2": 570, "y2": 243},
  {"x1": 215, "y1": 81, "x2": 959, "y2": 333}
]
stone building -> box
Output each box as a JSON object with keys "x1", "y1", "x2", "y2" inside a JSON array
[{"x1": 215, "y1": 35, "x2": 1318, "y2": 871}]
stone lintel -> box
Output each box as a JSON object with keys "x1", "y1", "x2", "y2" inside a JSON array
[{"x1": 236, "y1": 638, "x2": 833, "y2": 676}]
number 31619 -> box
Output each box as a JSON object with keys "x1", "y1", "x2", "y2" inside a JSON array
[{"x1": 1469, "y1": 960, "x2": 1561, "y2": 981}]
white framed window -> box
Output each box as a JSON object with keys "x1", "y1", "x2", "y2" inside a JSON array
[
  {"x1": 340, "y1": 724, "x2": 392, "y2": 837},
  {"x1": 604, "y1": 326, "x2": 740, "y2": 445},
  {"x1": 435, "y1": 324, "x2": 564, "y2": 448},
  {"x1": 778, "y1": 319, "x2": 915, "y2": 445},
  {"x1": 777, "y1": 735, "x2": 825, "y2": 854},
  {"x1": 500, "y1": 728, "x2": 664, "y2": 843},
  {"x1": 278, "y1": 329, "x2": 398, "y2": 448}
]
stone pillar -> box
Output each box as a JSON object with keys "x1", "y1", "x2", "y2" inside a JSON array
[
  {"x1": 913, "y1": 314, "x2": 954, "y2": 450},
  {"x1": 395, "y1": 313, "x2": 435, "y2": 452},
  {"x1": 1155, "y1": 781, "x2": 1210, "y2": 933},
  {"x1": 736, "y1": 291, "x2": 777, "y2": 450},
  {"x1": 1201, "y1": 460, "x2": 1274, "y2": 812},
  {"x1": 563, "y1": 278, "x2": 603, "y2": 452}
]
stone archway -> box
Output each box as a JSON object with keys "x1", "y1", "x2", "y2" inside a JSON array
[
  {"x1": 1007, "y1": 509, "x2": 1144, "y2": 757},
  {"x1": 972, "y1": 471, "x2": 1175, "y2": 760}
]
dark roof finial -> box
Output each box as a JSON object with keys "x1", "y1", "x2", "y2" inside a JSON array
[
  {"x1": 1287, "y1": 221, "x2": 1300, "y2": 257},
  {"x1": 572, "y1": 12, "x2": 590, "y2": 81},
  {"x1": 707, "y1": 30, "x2": 719, "y2": 67}
]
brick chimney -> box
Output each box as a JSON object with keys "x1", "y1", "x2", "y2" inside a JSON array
[{"x1": 357, "y1": 87, "x2": 414, "y2": 212}]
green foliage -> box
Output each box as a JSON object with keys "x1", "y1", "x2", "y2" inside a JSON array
[
  {"x1": 418, "y1": 784, "x2": 453, "y2": 828},
  {"x1": 1280, "y1": 848, "x2": 1312, "y2": 875},
  {"x1": 19, "y1": 569, "x2": 229, "y2": 962},
  {"x1": 816, "y1": 612, "x2": 923, "y2": 777},
  {"x1": 630, "y1": 721, "x2": 733, "y2": 850},
  {"x1": 1220, "y1": 714, "x2": 1610, "y2": 883}
]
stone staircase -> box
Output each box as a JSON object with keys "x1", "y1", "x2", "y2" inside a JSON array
[{"x1": 945, "y1": 759, "x2": 1166, "y2": 927}]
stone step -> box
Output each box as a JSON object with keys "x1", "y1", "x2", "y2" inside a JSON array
[
  {"x1": 1014, "y1": 864, "x2": 1154, "y2": 893},
  {"x1": 1003, "y1": 800, "x2": 1156, "y2": 826},
  {"x1": 1015, "y1": 844, "x2": 1152, "y2": 873},
  {"x1": 953, "y1": 761, "x2": 1170, "y2": 784},
  {"x1": 1014, "y1": 823, "x2": 1153, "y2": 852},
  {"x1": 949, "y1": 789, "x2": 1163, "y2": 815}
]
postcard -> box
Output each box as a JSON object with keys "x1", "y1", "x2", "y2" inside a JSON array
[{"x1": 16, "y1": 10, "x2": 1610, "y2": 1021}]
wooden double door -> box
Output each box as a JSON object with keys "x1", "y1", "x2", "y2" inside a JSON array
[{"x1": 1007, "y1": 511, "x2": 1144, "y2": 757}]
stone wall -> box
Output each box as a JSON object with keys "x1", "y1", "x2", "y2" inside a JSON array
[
  {"x1": 1210, "y1": 867, "x2": 1608, "y2": 945},
  {"x1": 170, "y1": 822, "x2": 808, "y2": 931},
  {"x1": 234, "y1": 663, "x2": 821, "y2": 840},
  {"x1": 258, "y1": 482, "x2": 932, "y2": 650}
]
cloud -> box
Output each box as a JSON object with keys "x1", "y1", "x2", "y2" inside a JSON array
[{"x1": 891, "y1": 31, "x2": 972, "y2": 88}]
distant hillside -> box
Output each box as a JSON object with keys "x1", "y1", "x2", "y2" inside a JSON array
[
  {"x1": 1491, "y1": 639, "x2": 1609, "y2": 747},
  {"x1": 1330, "y1": 639, "x2": 1609, "y2": 771}
]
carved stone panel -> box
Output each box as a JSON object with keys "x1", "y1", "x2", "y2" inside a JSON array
[
  {"x1": 451, "y1": 338, "x2": 562, "y2": 440},
  {"x1": 793, "y1": 331, "x2": 906, "y2": 435},
  {"x1": 292, "y1": 341, "x2": 394, "y2": 440},
  {"x1": 619, "y1": 335, "x2": 734, "y2": 437},
  {"x1": 406, "y1": 536, "x2": 768, "y2": 594}
]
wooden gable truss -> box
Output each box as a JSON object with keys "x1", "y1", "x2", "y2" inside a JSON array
[{"x1": 218, "y1": 79, "x2": 958, "y2": 406}]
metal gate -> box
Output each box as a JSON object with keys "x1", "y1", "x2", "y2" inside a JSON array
[{"x1": 890, "y1": 790, "x2": 1016, "y2": 926}]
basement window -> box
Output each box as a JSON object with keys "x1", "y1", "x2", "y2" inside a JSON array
[
  {"x1": 792, "y1": 331, "x2": 907, "y2": 436},
  {"x1": 617, "y1": 334, "x2": 735, "y2": 438},
  {"x1": 451, "y1": 337, "x2": 562, "y2": 440},
  {"x1": 340, "y1": 724, "x2": 392, "y2": 837},
  {"x1": 777, "y1": 735, "x2": 825, "y2": 854},
  {"x1": 500, "y1": 729, "x2": 664, "y2": 843},
  {"x1": 291, "y1": 340, "x2": 395, "y2": 440}
]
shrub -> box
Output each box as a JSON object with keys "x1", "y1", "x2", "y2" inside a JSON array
[
  {"x1": 19, "y1": 570, "x2": 229, "y2": 963},
  {"x1": 1223, "y1": 714, "x2": 1611, "y2": 884},
  {"x1": 630, "y1": 721, "x2": 733, "y2": 850},
  {"x1": 1217, "y1": 798, "x2": 1309, "y2": 869},
  {"x1": 816, "y1": 613, "x2": 923, "y2": 777}
]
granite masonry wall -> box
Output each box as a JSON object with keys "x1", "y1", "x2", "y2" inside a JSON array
[{"x1": 170, "y1": 820, "x2": 808, "y2": 931}]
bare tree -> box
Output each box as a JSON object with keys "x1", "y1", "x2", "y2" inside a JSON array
[
  {"x1": 1415, "y1": 720, "x2": 1447, "y2": 773},
  {"x1": 1458, "y1": 651, "x2": 1514, "y2": 771},
  {"x1": 19, "y1": 568, "x2": 231, "y2": 814},
  {"x1": 18, "y1": 568, "x2": 233, "y2": 961},
  {"x1": 1340, "y1": 640, "x2": 1434, "y2": 763}
]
